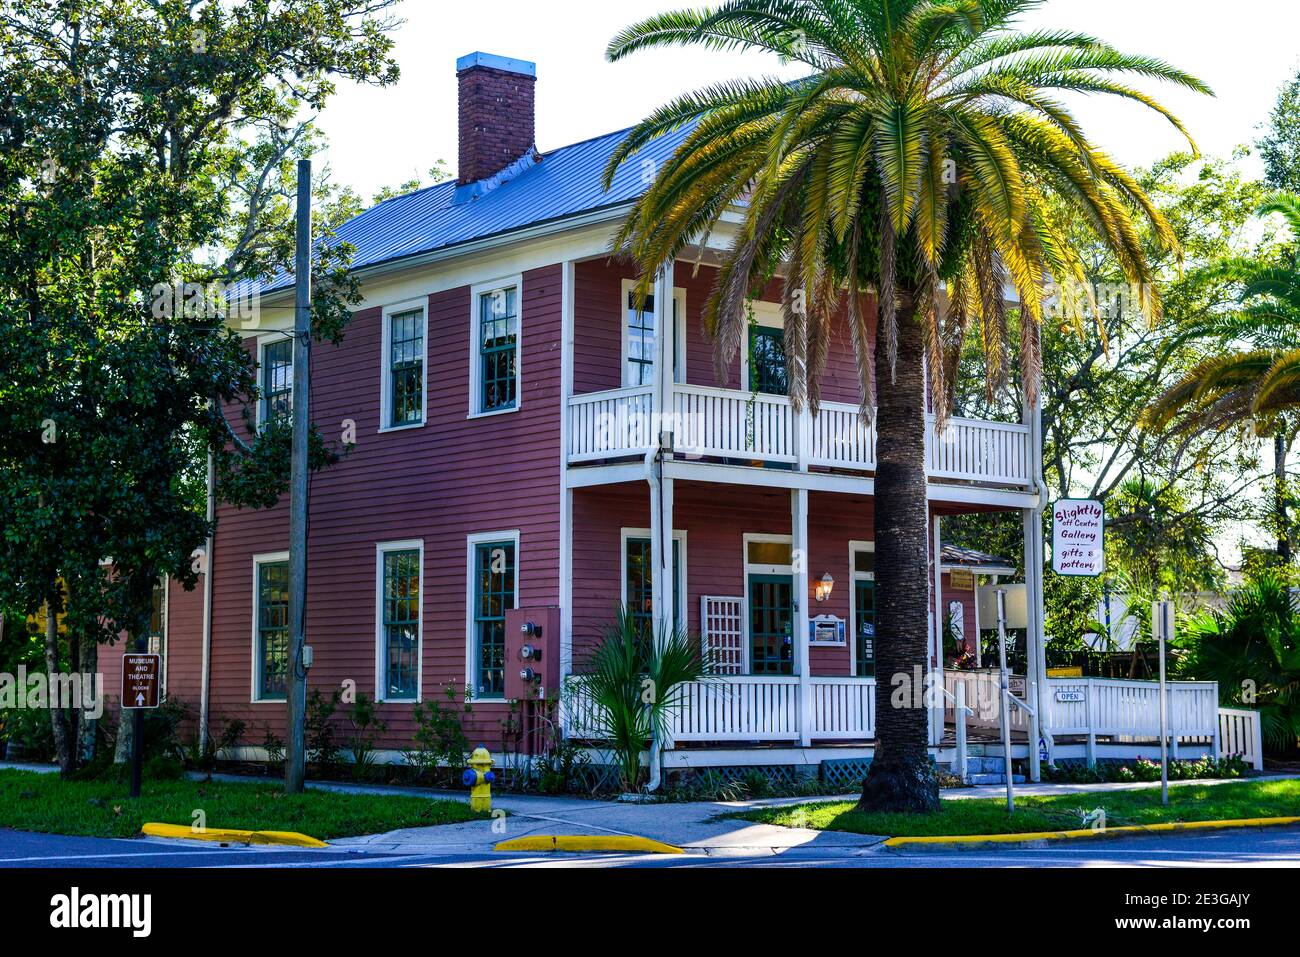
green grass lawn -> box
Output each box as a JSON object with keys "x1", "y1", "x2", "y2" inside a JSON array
[
  {"x1": 731, "y1": 779, "x2": 1300, "y2": 838},
  {"x1": 0, "y1": 769, "x2": 485, "y2": 840}
]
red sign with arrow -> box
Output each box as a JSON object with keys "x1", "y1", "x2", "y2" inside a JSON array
[{"x1": 121, "y1": 654, "x2": 161, "y2": 709}]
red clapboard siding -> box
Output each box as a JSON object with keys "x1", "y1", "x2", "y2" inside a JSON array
[{"x1": 190, "y1": 265, "x2": 562, "y2": 751}]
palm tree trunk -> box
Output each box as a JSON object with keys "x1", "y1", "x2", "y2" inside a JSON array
[{"x1": 858, "y1": 298, "x2": 940, "y2": 813}]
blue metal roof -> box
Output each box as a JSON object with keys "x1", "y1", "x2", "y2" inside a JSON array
[{"x1": 261, "y1": 121, "x2": 696, "y2": 295}]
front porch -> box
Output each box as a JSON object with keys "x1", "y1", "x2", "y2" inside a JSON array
[{"x1": 564, "y1": 672, "x2": 1261, "y2": 773}]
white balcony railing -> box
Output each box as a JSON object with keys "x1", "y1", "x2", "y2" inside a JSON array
[{"x1": 566, "y1": 384, "x2": 1032, "y2": 486}]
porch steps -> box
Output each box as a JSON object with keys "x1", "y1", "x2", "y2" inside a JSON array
[{"x1": 961, "y1": 756, "x2": 1024, "y2": 786}]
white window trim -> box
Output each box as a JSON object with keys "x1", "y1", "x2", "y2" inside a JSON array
[
  {"x1": 375, "y1": 539, "x2": 424, "y2": 703},
  {"x1": 379, "y1": 298, "x2": 429, "y2": 433},
  {"x1": 468, "y1": 275, "x2": 524, "y2": 418},
  {"x1": 620, "y1": 279, "x2": 687, "y2": 388},
  {"x1": 250, "y1": 550, "x2": 290, "y2": 704},
  {"x1": 465, "y1": 529, "x2": 521, "y2": 701},
  {"x1": 847, "y1": 540, "x2": 876, "y2": 674},
  {"x1": 739, "y1": 299, "x2": 784, "y2": 393},
  {"x1": 619, "y1": 527, "x2": 688, "y2": 628},
  {"x1": 254, "y1": 332, "x2": 293, "y2": 431}
]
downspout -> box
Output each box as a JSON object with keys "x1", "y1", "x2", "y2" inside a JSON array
[
  {"x1": 198, "y1": 450, "x2": 215, "y2": 752},
  {"x1": 643, "y1": 444, "x2": 663, "y2": 793}
]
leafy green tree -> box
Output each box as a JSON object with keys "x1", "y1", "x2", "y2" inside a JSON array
[
  {"x1": 0, "y1": 0, "x2": 400, "y2": 774},
  {"x1": 603, "y1": 0, "x2": 1204, "y2": 811}
]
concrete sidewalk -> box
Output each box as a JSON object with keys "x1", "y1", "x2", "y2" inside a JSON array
[
  {"x1": 329, "y1": 772, "x2": 1300, "y2": 857},
  {"x1": 5, "y1": 760, "x2": 1295, "y2": 859}
]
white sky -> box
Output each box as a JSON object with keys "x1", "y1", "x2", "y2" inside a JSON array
[
  {"x1": 313, "y1": 0, "x2": 1299, "y2": 565},
  {"x1": 315, "y1": 0, "x2": 1300, "y2": 198}
]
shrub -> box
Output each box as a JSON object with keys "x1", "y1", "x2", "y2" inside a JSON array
[
  {"x1": 344, "y1": 691, "x2": 387, "y2": 778},
  {"x1": 404, "y1": 685, "x2": 471, "y2": 783},
  {"x1": 306, "y1": 688, "x2": 341, "y2": 770}
]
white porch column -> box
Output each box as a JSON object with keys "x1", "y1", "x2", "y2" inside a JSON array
[
  {"x1": 1022, "y1": 388, "x2": 1049, "y2": 777},
  {"x1": 651, "y1": 264, "x2": 673, "y2": 449},
  {"x1": 930, "y1": 514, "x2": 943, "y2": 747},
  {"x1": 792, "y1": 487, "x2": 812, "y2": 746},
  {"x1": 559, "y1": 260, "x2": 575, "y2": 691}
]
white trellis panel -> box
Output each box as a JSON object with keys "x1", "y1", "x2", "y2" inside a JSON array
[{"x1": 701, "y1": 595, "x2": 745, "y2": 675}]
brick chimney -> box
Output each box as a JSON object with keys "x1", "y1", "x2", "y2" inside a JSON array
[{"x1": 456, "y1": 52, "x2": 537, "y2": 186}]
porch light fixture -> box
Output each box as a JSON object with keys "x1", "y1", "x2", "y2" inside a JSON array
[{"x1": 815, "y1": 572, "x2": 834, "y2": 602}]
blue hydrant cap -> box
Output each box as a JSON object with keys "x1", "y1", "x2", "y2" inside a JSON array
[
  {"x1": 484, "y1": 770, "x2": 496, "y2": 784},
  {"x1": 462, "y1": 769, "x2": 477, "y2": 787}
]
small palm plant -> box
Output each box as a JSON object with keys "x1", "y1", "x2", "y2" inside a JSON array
[
  {"x1": 1177, "y1": 571, "x2": 1300, "y2": 755},
  {"x1": 581, "y1": 607, "x2": 716, "y2": 792}
]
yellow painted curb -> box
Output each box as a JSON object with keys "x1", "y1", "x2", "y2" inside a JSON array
[
  {"x1": 495, "y1": 834, "x2": 683, "y2": 854},
  {"x1": 142, "y1": 822, "x2": 328, "y2": 848},
  {"x1": 884, "y1": 815, "x2": 1300, "y2": 847}
]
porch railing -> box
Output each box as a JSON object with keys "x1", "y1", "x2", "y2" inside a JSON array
[
  {"x1": 566, "y1": 384, "x2": 1032, "y2": 486},
  {"x1": 561, "y1": 674, "x2": 877, "y2": 743}
]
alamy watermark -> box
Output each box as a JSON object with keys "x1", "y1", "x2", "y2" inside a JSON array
[{"x1": 0, "y1": 667, "x2": 103, "y2": 720}]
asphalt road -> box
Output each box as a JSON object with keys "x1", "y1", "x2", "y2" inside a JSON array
[{"x1": 2, "y1": 824, "x2": 1298, "y2": 868}]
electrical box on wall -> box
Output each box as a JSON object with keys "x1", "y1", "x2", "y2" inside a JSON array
[{"x1": 504, "y1": 606, "x2": 561, "y2": 701}]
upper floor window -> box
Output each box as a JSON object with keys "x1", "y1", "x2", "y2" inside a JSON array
[
  {"x1": 383, "y1": 302, "x2": 426, "y2": 429},
  {"x1": 749, "y1": 326, "x2": 789, "y2": 396},
  {"x1": 470, "y1": 279, "x2": 520, "y2": 415},
  {"x1": 253, "y1": 556, "x2": 289, "y2": 701},
  {"x1": 621, "y1": 280, "x2": 685, "y2": 388},
  {"x1": 260, "y1": 338, "x2": 293, "y2": 424},
  {"x1": 377, "y1": 543, "x2": 422, "y2": 701}
]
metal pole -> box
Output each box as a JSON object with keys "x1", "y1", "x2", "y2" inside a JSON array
[
  {"x1": 1156, "y1": 598, "x2": 1170, "y2": 807},
  {"x1": 996, "y1": 588, "x2": 1013, "y2": 813},
  {"x1": 285, "y1": 159, "x2": 312, "y2": 794},
  {"x1": 129, "y1": 633, "x2": 145, "y2": 799}
]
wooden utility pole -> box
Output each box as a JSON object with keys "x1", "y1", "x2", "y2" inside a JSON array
[{"x1": 285, "y1": 159, "x2": 312, "y2": 794}]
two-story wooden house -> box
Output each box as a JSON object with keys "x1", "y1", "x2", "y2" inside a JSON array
[{"x1": 138, "y1": 52, "x2": 1250, "y2": 781}]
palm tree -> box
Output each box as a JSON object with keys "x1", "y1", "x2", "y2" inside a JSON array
[
  {"x1": 1145, "y1": 194, "x2": 1300, "y2": 560},
  {"x1": 604, "y1": 0, "x2": 1206, "y2": 812}
]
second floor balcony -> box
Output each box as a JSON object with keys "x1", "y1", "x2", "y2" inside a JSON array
[{"x1": 566, "y1": 382, "x2": 1035, "y2": 489}]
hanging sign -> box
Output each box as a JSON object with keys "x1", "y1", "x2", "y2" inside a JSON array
[
  {"x1": 808, "y1": 615, "x2": 846, "y2": 646},
  {"x1": 1052, "y1": 499, "x2": 1105, "y2": 577}
]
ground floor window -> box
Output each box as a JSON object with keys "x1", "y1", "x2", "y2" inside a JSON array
[
  {"x1": 378, "y1": 544, "x2": 421, "y2": 701},
  {"x1": 470, "y1": 536, "x2": 516, "y2": 698},
  {"x1": 255, "y1": 558, "x2": 289, "y2": 701},
  {"x1": 623, "y1": 532, "x2": 683, "y2": 633}
]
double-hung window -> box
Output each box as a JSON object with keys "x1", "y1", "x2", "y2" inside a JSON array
[
  {"x1": 623, "y1": 530, "x2": 684, "y2": 635},
  {"x1": 377, "y1": 543, "x2": 421, "y2": 701},
  {"x1": 471, "y1": 280, "x2": 520, "y2": 415},
  {"x1": 621, "y1": 280, "x2": 685, "y2": 387},
  {"x1": 253, "y1": 556, "x2": 289, "y2": 701},
  {"x1": 384, "y1": 304, "x2": 426, "y2": 428},
  {"x1": 468, "y1": 534, "x2": 517, "y2": 698},
  {"x1": 260, "y1": 338, "x2": 293, "y2": 424}
]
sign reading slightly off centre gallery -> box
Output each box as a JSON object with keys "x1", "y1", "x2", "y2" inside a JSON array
[
  {"x1": 121, "y1": 653, "x2": 161, "y2": 709},
  {"x1": 1052, "y1": 499, "x2": 1104, "y2": 577}
]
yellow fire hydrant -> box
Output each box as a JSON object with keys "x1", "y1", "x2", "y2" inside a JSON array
[{"x1": 462, "y1": 746, "x2": 496, "y2": 813}]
